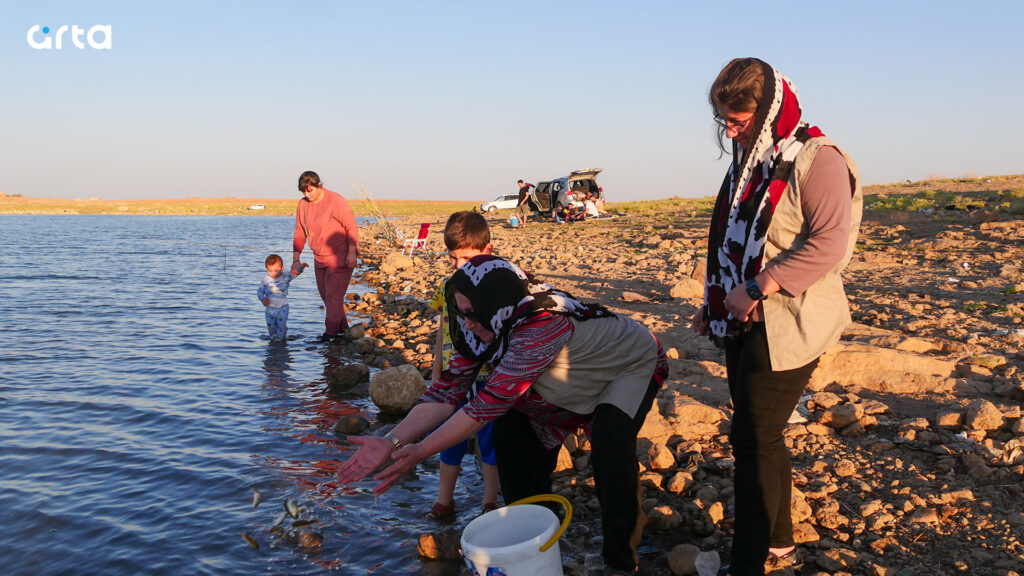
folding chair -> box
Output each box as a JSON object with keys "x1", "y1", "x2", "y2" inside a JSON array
[{"x1": 401, "y1": 223, "x2": 430, "y2": 255}]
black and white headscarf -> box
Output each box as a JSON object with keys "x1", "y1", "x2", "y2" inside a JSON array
[
  {"x1": 445, "y1": 255, "x2": 614, "y2": 365},
  {"x1": 705, "y1": 59, "x2": 824, "y2": 341}
]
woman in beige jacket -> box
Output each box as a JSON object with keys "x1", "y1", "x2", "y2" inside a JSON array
[{"x1": 693, "y1": 58, "x2": 862, "y2": 575}]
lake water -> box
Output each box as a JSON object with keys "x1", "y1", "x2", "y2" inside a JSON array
[{"x1": 0, "y1": 215, "x2": 479, "y2": 575}]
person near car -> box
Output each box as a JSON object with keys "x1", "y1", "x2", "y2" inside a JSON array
[
  {"x1": 583, "y1": 194, "x2": 600, "y2": 218},
  {"x1": 587, "y1": 191, "x2": 608, "y2": 215},
  {"x1": 336, "y1": 254, "x2": 668, "y2": 576},
  {"x1": 692, "y1": 57, "x2": 862, "y2": 575},
  {"x1": 292, "y1": 170, "x2": 360, "y2": 342},
  {"x1": 515, "y1": 179, "x2": 533, "y2": 227}
]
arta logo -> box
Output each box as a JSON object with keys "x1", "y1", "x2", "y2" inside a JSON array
[{"x1": 27, "y1": 25, "x2": 112, "y2": 50}]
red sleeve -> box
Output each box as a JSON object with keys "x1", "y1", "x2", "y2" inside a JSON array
[
  {"x1": 293, "y1": 201, "x2": 307, "y2": 254},
  {"x1": 333, "y1": 196, "x2": 359, "y2": 255},
  {"x1": 422, "y1": 350, "x2": 479, "y2": 406}
]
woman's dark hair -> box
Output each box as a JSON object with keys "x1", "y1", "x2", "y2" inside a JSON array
[
  {"x1": 297, "y1": 171, "x2": 322, "y2": 193},
  {"x1": 709, "y1": 58, "x2": 765, "y2": 154}
]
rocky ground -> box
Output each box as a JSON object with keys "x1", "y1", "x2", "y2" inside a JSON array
[{"x1": 323, "y1": 203, "x2": 1024, "y2": 576}]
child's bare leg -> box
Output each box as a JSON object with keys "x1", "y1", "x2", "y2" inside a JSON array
[{"x1": 437, "y1": 462, "x2": 460, "y2": 505}]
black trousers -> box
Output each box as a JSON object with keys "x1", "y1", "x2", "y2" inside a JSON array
[
  {"x1": 725, "y1": 323, "x2": 818, "y2": 576},
  {"x1": 493, "y1": 380, "x2": 660, "y2": 572}
]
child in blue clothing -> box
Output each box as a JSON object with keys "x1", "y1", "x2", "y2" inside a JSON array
[
  {"x1": 424, "y1": 211, "x2": 500, "y2": 520},
  {"x1": 258, "y1": 254, "x2": 307, "y2": 340}
]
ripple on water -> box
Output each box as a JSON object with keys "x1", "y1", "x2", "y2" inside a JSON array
[{"x1": 0, "y1": 216, "x2": 471, "y2": 575}]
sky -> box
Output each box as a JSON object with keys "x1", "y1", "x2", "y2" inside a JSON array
[{"x1": 1, "y1": 1, "x2": 1022, "y2": 202}]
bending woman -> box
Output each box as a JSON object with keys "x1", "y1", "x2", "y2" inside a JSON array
[
  {"x1": 692, "y1": 58, "x2": 862, "y2": 575},
  {"x1": 337, "y1": 255, "x2": 667, "y2": 575}
]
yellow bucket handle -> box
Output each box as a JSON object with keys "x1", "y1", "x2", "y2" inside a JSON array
[{"x1": 507, "y1": 494, "x2": 573, "y2": 553}]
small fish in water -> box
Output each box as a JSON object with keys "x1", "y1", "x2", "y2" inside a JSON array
[
  {"x1": 252, "y1": 489, "x2": 262, "y2": 508},
  {"x1": 284, "y1": 498, "x2": 299, "y2": 519},
  {"x1": 241, "y1": 533, "x2": 259, "y2": 549},
  {"x1": 291, "y1": 518, "x2": 317, "y2": 527},
  {"x1": 271, "y1": 511, "x2": 289, "y2": 530}
]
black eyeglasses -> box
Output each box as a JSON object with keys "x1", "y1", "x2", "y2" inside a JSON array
[
  {"x1": 453, "y1": 307, "x2": 483, "y2": 323},
  {"x1": 713, "y1": 114, "x2": 754, "y2": 131}
]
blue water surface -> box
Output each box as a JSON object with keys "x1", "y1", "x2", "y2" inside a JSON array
[{"x1": 0, "y1": 215, "x2": 476, "y2": 576}]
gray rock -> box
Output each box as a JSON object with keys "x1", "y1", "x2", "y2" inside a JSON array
[
  {"x1": 332, "y1": 414, "x2": 369, "y2": 435},
  {"x1": 647, "y1": 505, "x2": 683, "y2": 530},
  {"x1": 329, "y1": 363, "x2": 370, "y2": 392},
  {"x1": 667, "y1": 543, "x2": 700, "y2": 575}
]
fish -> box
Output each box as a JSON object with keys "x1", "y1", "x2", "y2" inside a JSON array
[
  {"x1": 270, "y1": 511, "x2": 289, "y2": 530},
  {"x1": 241, "y1": 533, "x2": 259, "y2": 549},
  {"x1": 252, "y1": 488, "x2": 262, "y2": 508},
  {"x1": 284, "y1": 498, "x2": 299, "y2": 519},
  {"x1": 291, "y1": 519, "x2": 317, "y2": 527}
]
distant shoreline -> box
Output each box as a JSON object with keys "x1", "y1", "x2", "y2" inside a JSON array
[
  {"x1": 0, "y1": 197, "x2": 479, "y2": 218},
  {"x1": 2, "y1": 174, "x2": 1022, "y2": 217}
]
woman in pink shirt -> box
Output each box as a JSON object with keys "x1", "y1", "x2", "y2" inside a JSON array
[{"x1": 292, "y1": 171, "x2": 359, "y2": 341}]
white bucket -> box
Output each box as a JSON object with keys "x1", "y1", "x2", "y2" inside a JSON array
[{"x1": 461, "y1": 494, "x2": 571, "y2": 576}]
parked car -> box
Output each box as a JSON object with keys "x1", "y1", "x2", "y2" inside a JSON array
[
  {"x1": 529, "y1": 168, "x2": 603, "y2": 213},
  {"x1": 480, "y1": 193, "x2": 521, "y2": 212}
]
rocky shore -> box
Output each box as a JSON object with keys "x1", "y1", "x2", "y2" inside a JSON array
[{"x1": 324, "y1": 205, "x2": 1024, "y2": 575}]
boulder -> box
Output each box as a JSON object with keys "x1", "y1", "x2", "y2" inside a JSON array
[
  {"x1": 667, "y1": 543, "x2": 701, "y2": 575},
  {"x1": 965, "y1": 399, "x2": 1004, "y2": 430},
  {"x1": 670, "y1": 278, "x2": 704, "y2": 300},
  {"x1": 347, "y1": 323, "x2": 367, "y2": 340},
  {"x1": 821, "y1": 403, "x2": 864, "y2": 428},
  {"x1": 369, "y1": 364, "x2": 427, "y2": 414},
  {"x1": 640, "y1": 391, "x2": 728, "y2": 445},
  {"x1": 417, "y1": 528, "x2": 461, "y2": 560},
  {"x1": 664, "y1": 471, "x2": 694, "y2": 495},
  {"x1": 648, "y1": 443, "x2": 676, "y2": 470},
  {"x1": 647, "y1": 505, "x2": 683, "y2": 530},
  {"x1": 332, "y1": 414, "x2": 369, "y2": 435},
  {"x1": 380, "y1": 253, "x2": 414, "y2": 275},
  {"x1": 810, "y1": 342, "x2": 955, "y2": 393},
  {"x1": 329, "y1": 363, "x2": 370, "y2": 392}
]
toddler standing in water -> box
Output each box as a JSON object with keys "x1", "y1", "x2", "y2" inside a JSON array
[{"x1": 258, "y1": 254, "x2": 307, "y2": 340}]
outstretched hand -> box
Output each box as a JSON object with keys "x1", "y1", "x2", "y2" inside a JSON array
[
  {"x1": 372, "y1": 443, "x2": 428, "y2": 496},
  {"x1": 336, "y1": 436, "x2": 394, "y2": 486}
]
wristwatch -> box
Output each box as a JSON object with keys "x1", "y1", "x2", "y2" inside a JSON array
[{"x1": 745, "y1": 278, "x2": 767, "y2": 301}]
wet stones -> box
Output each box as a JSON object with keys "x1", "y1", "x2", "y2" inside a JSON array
[
  {"x1": 332, "y1": 414, "x2": 369, "y2": 435},
  {"x1": 328, "y1": 362, "x2": 370, "y2": 393},
  {"x1": 416, "y1": 528, "x2": 461, "y2": 560}
]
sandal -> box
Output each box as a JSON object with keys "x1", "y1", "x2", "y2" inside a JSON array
[
  {"x1": 424, "y1": 500, "x2": 456, "y2": 521},
  {"x1": 765, "y1": 547, "x2": 803, "y2": 571},
  {"x1": 481, "y1": 501, "x2": 499, "y2": 514}
]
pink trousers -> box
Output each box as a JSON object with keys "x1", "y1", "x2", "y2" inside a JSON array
[{"x1": 315, "y1": 266, "x2": 354, "y2": 335}]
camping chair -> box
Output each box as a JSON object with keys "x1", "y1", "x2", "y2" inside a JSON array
[{"x1": 401, "y1": 223, "x2": 430, "y2": 255}]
